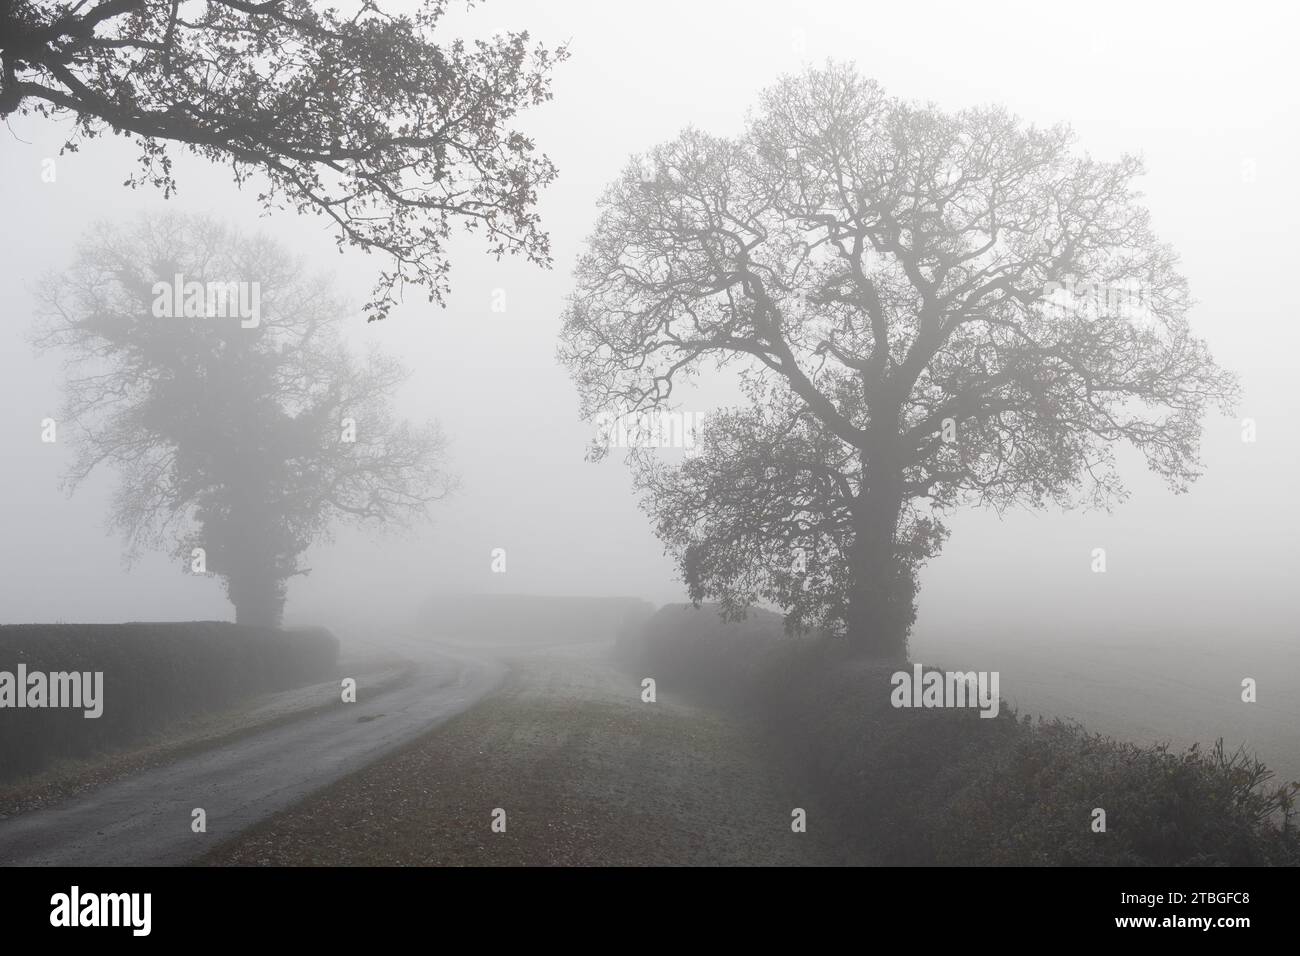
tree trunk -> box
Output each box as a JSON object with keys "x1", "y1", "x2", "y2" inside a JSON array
[
  {"x1": 845, "y1": 454, "x2": 911, "y2": 660},
  {"x1": 226, "y1": 565, "x2": 286, "y2": 629}
]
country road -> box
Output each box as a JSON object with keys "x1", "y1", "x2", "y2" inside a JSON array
[{"x1": 0, "y1": 635, "x2": 505, "y2": 866}]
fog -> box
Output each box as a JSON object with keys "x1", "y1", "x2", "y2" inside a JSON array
[{"x1": 2, "y1": 0, "x2": 1298, "y2": 774}]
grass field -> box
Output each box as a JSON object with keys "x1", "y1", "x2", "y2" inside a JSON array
[{"x1": 912, "y1": 630, "x2": 1300, "y2": 787}]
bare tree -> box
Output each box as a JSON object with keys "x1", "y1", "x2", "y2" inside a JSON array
[
  {"x1": 35, "y1": 213, "x2": 453, "y2": 625},
  {"x1": 560, "y1": 63, "x2": 1238, "y2": 659},
  {"x1": 2, "y1": 0, "x2": 567, "y2": 320}
]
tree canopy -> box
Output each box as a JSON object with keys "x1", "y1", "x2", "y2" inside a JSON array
[
  {"x1": 2, "y1": 0, "x2": 567, "y2": 319},
  {"x1": 560, "y1": 63, "x2": 1238, "y2": 657},
  {"x1": 35, "y1": 213, "x2": 452, "y2": 625}
]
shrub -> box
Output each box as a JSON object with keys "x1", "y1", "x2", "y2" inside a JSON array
[
  {"x1": 0, "y1": 622, "x2": 338, "y2": 782},
  {"x1": 622, "y1": 605, "x2": 1300, "y2": 865},
  {"x1": 931, "y1": 724, "x2": 1300, "y2": 866}
]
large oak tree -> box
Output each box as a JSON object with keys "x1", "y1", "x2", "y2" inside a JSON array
[
  {"x1": 560, "y1": 64, "x2": 1238, "y2": 659},
  {"x1": 35, "y1": 213, "x2": 452, "y2": 625},
  {"x1": 2, "y1": 0, "x2": 566, "y2": 319}
]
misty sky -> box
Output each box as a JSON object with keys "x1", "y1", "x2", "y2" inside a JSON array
[{"x1": 1, "y1": 0, "x2": 1296, "y2": 649}]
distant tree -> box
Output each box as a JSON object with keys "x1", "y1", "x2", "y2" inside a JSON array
[
  {"x1": 560, "y1": 64, "x2": 1238, "y2": 659},
  {"x1": 35, "y1": 214, "x2": 453, "y2": 626},
  {"x1": 2, "y1": 0, "x2": 566, "y2": 320}
]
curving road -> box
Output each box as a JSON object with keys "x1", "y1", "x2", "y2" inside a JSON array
[{"x1": 0, "y1": 635, "x2": 505, "y2": 866}]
